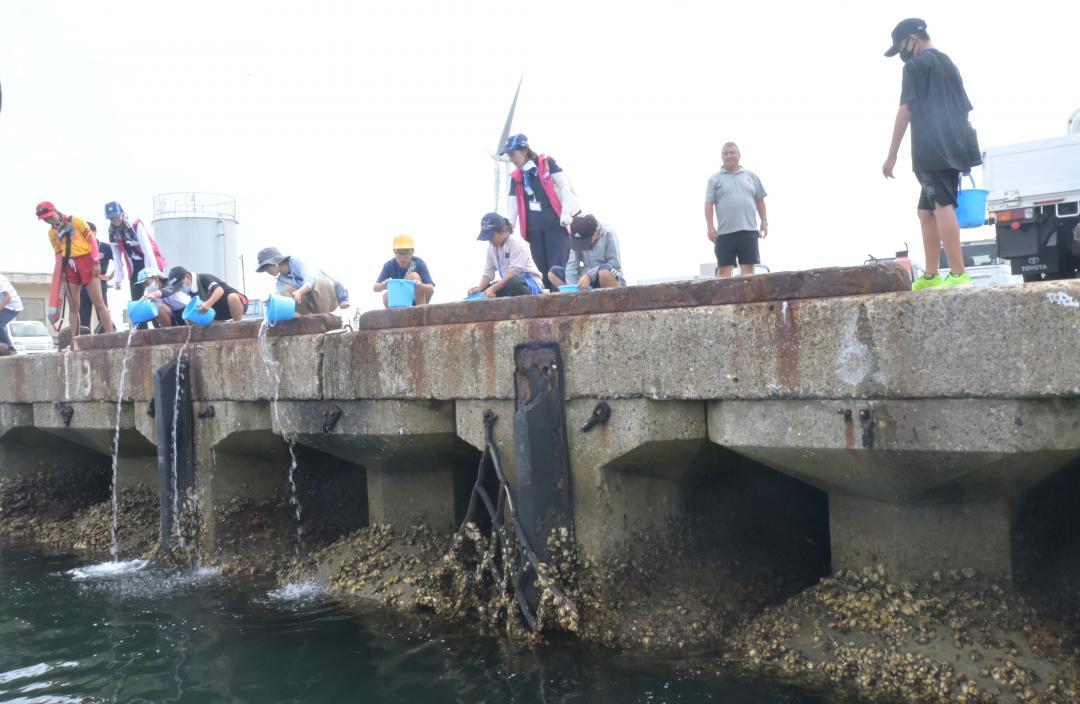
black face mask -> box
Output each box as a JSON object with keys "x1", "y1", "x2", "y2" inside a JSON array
[{"x1": 899, "y1": 40, "x2": 916, "y2": 63}]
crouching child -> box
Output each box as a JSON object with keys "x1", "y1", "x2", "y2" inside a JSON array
[
  {"x1": 162, "y1": 266, "x2": 248, "y2": 322},
  {"x1": 468, "y1": 212, "x2": 544, "y2": 299},
  {"x1": 548, "y1": 214, "x2": 626, "y2": 290},
  {"x1": 373, "y1": 234, "x2": 435, "y2": 307},
  {"x1": 137, "y1": 267, "x2": 189, "y2": 327}
]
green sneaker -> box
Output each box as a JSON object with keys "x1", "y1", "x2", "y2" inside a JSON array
[
  {"x1": 941, "y1": 272, "x2": 973, "y2": 288},
  {"x1": 911, "y1": 273, "x2": 944, "y2": 291}
]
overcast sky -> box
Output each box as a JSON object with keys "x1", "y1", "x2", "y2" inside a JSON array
[{"x1": 2, "y1": 1, "x2": 1077, "y2": 314}]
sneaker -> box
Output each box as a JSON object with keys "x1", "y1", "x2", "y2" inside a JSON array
[
  {"x1": 941, "y1": 272, "x2": 974, "y2": 288},
  {"x1": 911, "y1": 273, "x2": 944, "y2": 291}
]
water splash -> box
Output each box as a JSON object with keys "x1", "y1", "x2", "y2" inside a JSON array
[
  {"x1": 266, "y1": 580, "x2": 330, "y2": 603},
  {"x1": 257, "y1": 320, "x2": 304, "y2": 557},
  {"x1": 67, "y1": 562, "x2": 219, "y2": 597},
  {"x1": 67, "y1": 558, "x2": 150, "y2": 580},
  {"x1": 171, "y1": 327, "x2": 194, "y2": 546},
  {"x1": 108, "y1": 328, "x2": 138, "y2": 560}
]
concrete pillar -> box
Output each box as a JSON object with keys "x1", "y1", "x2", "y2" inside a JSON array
[
  {"x1": 456, "y1": 399, "x2": 517, "y2": 481},
  {"x1": 564, "y1": 398, "x2": 710, "y2": 559},
  {"x1": 191, "y1": 400, "x2": 277, "y2": 550},
  {"x1": 830, "y1": 494, "x2": 1013, "y2": 581},
  {"x1": 365, "y1": 460, "x2": 455, "y2": 530},
  {"x1": 0, "y1": 402, "x2": 111, "y2": 523},
  {"x1": 0, "y1": 403, "x2": 37, "y2": 477},
  {"x1": 458, "y1": 399, "x2": 717, "y2": 559},
  {"x1": 2, "y1": 403, "x2": 106, "y2": 481},
  {"x1": 31, "y1": 401, "x2": 159, "y2": 494},
  {"x1": 709, "y1": 398, "x2": 1080, "y2": 583},
  {"x1": 273, "y1": 399, "x2": 458, "y2": 532}
]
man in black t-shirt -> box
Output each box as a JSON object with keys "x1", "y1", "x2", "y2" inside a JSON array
[
  {"x1": 882, "y1": 18, "x2": 980, "y2": 290},
  {"x1": 162, "y1": 266, "x2": 248, "y2": 322}
]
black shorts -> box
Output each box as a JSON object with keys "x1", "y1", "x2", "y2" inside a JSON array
[
  {"x1": 916, "y1": 169, "x2": 960, "y2": 211},
  {"x1": 210, "y1": 292, "x2": 249, "y2": 321},
  {"x1": 714, "y1": 230, "x2": 760, "y2": 268}
]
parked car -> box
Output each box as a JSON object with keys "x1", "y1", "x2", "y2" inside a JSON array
[{"x1": 7, "y1": 319, "x2": 56, "y2": 354}]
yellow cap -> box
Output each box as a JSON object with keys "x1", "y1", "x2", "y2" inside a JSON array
[{"x1": 392, "y1": 233, "x2": 414, "y2": 250}]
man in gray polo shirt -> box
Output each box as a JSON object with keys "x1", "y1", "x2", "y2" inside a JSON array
[{"x1": 704, "y1": 142, "x2": 768, "y2": 277}]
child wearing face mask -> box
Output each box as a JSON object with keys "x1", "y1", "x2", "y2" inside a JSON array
[
  {"x1": 160, "y1": 266, "x2": 248, "y2": 323},
  {"x1": 137, "y1": 268, "x2": 189, "y2": 327}
]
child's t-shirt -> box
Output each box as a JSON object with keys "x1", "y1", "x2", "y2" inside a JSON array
[{"x1": 376, "y1": 256, "x2": 434, "y2": 285}]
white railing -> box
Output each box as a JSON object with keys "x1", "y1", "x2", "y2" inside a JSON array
[{"x1": 153, "y1": 192, "x2": 236, "y2": 220}]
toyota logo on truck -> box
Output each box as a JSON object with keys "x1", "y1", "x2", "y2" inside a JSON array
[{"x1": 1020, "y1": 256, "x2": 1048, "y2": 273}]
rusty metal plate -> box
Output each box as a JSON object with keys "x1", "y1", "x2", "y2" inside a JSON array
[
  {"x1": 71, "y1": 314, "x2": 342, "y2": 352},
  {"x1": 357, "y1": 264, "x2": 909, "y2": 331}
]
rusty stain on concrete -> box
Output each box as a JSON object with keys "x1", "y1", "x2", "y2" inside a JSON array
[{"x1": 774, "y1": 300, "x2": 800, "y2": 391}]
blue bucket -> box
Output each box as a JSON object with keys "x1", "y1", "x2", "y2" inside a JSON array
[
  {"x1": 558, "y1": 284, "x2": 579, "y2": 293},
  {"x1": 386, "y1": 279, "x2": 416, "y2": 308},
  {"x1": 127, "y1": 298, "x2": 158, "y2": 325},
  {"x1": 464, "y1": 292, "x2": 486, "y2": 301},
  {"x1": 957, "y1": 174, "x2": 989, "y2": 229},
  {"x1": 182, "y1": 296, "x2": 216, "y2": 327},
  {"x1": 266, "y1": 294, "x2": 296, "y2": 326}
]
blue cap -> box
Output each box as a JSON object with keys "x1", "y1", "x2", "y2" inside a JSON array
[
  {"x1": 500, "y1": 133, "x2": 528, "y2": 155},
  {"x1": 104, "y1": 201, "x2": 123, "y2": 219},
  {"x1": 478, "y1": 212, "x2": 510, "y2": 241}
]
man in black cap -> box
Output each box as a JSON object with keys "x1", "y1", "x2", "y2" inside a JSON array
[
  {"x1": 162, "y1": 266, "x2": 248, "y2": 322},
  {"x1": 882, "y1": 18, "x2": 980, "y2": 290}
]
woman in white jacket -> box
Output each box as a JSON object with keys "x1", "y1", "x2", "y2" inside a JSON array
[
  {"x1": 502, "y1": 134, "x2": 579, "y2": 292},
  {"x1": 104, "y1": 201, "x2": 166, "y2": 323}
]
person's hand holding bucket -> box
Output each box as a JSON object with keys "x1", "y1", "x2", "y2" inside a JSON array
[
  {"x1": 266, "y1": 294, "x2": 296, "y2": 325},
  {"x1": 127, "y1": 298, "x2": 159, "y2": 326},
  {"x1": 183, "y1": 297, "x2": 216, "y2": 327}
]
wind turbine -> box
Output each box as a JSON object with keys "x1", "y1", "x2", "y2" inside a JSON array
[{"x1": 491, "y1": 75, "x2": 523, "y2": 212}]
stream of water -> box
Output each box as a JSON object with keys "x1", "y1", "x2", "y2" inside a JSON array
[
  {"x1": 108, "y1": 328, "x2": 138, "y2": 561},
  {"x1": 258, "y1": 320, "x2": 304, "y2": 556},
  {"x1": 170, "y1": 327, "x2": 194, "y2": 547}
]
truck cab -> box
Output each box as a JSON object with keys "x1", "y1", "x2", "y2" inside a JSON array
[{"x1": 983, "y1": 116, "x2": 1080, "y2": 281}]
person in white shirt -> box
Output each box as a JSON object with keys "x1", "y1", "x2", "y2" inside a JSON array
[
  {"x1": 0, "y1": 274, "x2": 25, "y2": 349},
  {"x1": 468, "y1": 212, "x2": 544, "y2": 298}
]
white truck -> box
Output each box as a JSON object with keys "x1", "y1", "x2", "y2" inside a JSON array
[{"x1": 982, "y1": 110, "x2": 1080, "y2": 281}]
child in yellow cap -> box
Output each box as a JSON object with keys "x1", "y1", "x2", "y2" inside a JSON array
[{"x1": 373, "y1": 234, "x2": 435, "y2": 307}]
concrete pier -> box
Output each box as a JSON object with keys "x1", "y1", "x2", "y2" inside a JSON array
[{"x1": 0, "y1": 267, "x2": 1077, "y2": 584}]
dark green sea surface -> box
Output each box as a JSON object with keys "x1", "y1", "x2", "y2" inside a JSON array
[{"x1": 0, "y1": 544, "x2": 856, "y2": 703}]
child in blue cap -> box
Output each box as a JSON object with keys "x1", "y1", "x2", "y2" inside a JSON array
[{"x1": 467, "y1": 213, "x2": 544, "y2": 298}]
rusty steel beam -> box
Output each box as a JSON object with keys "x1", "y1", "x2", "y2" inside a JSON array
[
  {"x1": 71, "y1": 314, "x2": 342, "y2": 352},
  {"x1": 357, "y1": 264, "x2": 910, "y2": 331}
]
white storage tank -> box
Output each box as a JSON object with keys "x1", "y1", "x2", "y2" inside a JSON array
[{"x1": 151, "y1": 192, "x2": 241, "y2": 289}]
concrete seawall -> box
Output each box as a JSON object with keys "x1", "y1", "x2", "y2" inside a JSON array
[{"x1": 1, "y1": 266, "x2": 1079, "y2": 585}]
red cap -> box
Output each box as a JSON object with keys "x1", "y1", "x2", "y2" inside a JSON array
[{"x1": 35, "y1": 201, "x2": 57, "y2": 220}]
